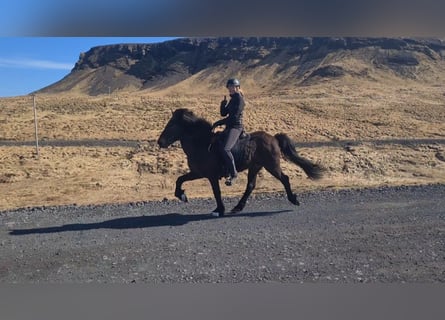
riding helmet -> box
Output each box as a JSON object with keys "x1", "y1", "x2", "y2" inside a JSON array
[{"x1": 226, "y1": 78, "x2": 240, "y2": 88}]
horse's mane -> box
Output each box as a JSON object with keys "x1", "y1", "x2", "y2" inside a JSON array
[{"x1": 174, "y1": 108, "x2": 212, "y2": 135}]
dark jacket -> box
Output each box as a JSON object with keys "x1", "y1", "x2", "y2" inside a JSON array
[{"x1": 214, "y1": 92, "x2": 245, "y2": 129}]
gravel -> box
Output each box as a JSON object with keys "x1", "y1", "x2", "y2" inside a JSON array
[{"x1": 1, "y1": 184, "x2": 444, "y2": 283}]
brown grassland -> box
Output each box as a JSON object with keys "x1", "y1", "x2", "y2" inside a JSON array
[{"x1": 1, "y1": 76, "x2": 445, "y2": 211}]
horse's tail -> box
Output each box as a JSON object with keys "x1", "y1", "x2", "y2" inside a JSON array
[{"x1": 274, "y1": 133, "x2": 323, "y2": 180}]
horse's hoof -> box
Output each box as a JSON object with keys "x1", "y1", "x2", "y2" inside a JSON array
[
  {"x1": 180, "y1": 193, "x2": 188, "y2": 202},
  {"x1": 290, "y1": 194, "x2": 300, "y2": 206},
  {"x1": 210, "y1": 209, "x2": 225, "y2": 217},
  {"x1": 231, "y1": 206, "x2": 243, "y2": 213}
]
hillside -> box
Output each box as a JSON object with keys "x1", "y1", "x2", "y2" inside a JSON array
[
  {"x1": 2, "y1": 37, "x2": 445, "y2": 211},
  {"x1": 37, "y1": 37, "x2": 445, "y2": 95}
]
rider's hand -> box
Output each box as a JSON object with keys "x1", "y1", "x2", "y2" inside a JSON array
[
  {"x1": 212, "y1": 120, "x2": 223, "y2": 129},
  {"x1": 220, "y1": 95, "x2": 227, "y2": 108}
]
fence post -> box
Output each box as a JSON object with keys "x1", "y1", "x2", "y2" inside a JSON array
[{"x1": 32, "y1": 94, "x2": 39, "y2": 159}]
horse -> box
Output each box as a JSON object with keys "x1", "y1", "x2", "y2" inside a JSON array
[{"x1": 157, "y1": 108, "x2": 323, "y2": 217}]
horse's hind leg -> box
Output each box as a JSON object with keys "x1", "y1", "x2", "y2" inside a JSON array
[
  {"x1": 232, "y1": 165, "x2": 262, "y2": 213},
  {"x1": 265, "y1": 163, "x2": 300, "y2": 206}
]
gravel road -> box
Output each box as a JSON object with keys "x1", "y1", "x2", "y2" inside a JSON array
[{"x1": 1, "y1": 184, "x2": 444, "y2": 283}]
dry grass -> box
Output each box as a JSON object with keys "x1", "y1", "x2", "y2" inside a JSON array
[{"x1": 1, "y1": 77, "x2": 445, "y2": 211}]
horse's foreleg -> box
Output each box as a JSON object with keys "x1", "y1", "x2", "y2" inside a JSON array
[
  {"x1": 175, "y1": 172, "x2": 201, "y2": 202},
  {"x1": 232, "y1": 165, "x2": 262, "y2": 213},
  {"x1": 208, "y1": 177, "x2": 225, "y2": 217}
]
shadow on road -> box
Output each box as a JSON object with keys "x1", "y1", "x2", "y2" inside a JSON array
[{"x1": 9, "y1": 210, "x2": 292, "y2": 235}]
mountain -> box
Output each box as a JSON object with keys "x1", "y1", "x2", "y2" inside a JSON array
[{"x1": 37, "y1": 37, "x2": 445, "y2": 95}]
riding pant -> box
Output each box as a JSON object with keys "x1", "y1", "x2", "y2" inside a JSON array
[{"x1": 219, "y1": 127, "x2": 242, "y2": 177}]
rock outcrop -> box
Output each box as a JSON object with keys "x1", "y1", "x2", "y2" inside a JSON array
[{"x1": 37, "y1": 37, "x2": 445, "y2": 95}]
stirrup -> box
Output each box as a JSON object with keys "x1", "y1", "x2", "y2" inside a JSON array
[{"x1": 225, "y1": 175, "x2": 237, "y2": 186}]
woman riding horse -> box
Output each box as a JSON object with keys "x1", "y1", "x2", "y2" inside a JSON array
[{"x1": 212, "y1": 78, "x2": 245, "y2": 186}]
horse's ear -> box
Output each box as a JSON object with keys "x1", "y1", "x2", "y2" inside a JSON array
[{"x1": 182, "y1": 110, "x2": 197, "y2": 123}]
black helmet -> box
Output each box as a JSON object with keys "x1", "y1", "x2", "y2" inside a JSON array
[{"x1": 226, "y1": 78, "x2": 240, "y2": 88}]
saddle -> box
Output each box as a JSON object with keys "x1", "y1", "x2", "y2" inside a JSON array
[
  {"x1": 208, "y1": 130, "x2": 253, "y2": 175},
  {"x1": 208, "y1": 130, "x2": 249, "y2": 151}
]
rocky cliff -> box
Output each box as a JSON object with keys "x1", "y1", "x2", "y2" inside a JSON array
[{"x1": 38, "y1": 37, "x2": 445, "y2": 95}]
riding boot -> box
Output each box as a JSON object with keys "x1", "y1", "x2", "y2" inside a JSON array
[
  {"x1": 229, "y1": 158, "x2": 238, "y2": 179},
  {"x1": 225, "y1": 156, "x2": 238, "y2": 186}
]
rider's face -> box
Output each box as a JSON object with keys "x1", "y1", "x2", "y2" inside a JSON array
[{"x1": 227, "y1": 85, "x2": 236, "y2": 94}]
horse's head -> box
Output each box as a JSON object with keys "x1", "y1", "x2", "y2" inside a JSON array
[{"x1": 157, "y1": 108, "x2": 198, "y2": 148}]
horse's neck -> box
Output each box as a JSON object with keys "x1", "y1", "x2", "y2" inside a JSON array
[{"x1": 180, "y1": 133, "x2": 210, "y2": 156}]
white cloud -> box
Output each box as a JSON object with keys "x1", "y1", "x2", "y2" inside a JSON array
[{"x1": 0, "y1": 58, "x2": 73, "y2": 70}]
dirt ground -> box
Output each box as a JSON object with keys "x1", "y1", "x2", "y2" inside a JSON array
[{"x1": 1, "y1": 78, "x2": 445, "y2": 211}]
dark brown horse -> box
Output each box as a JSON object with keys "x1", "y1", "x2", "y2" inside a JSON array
[{"x1": 157, "y1": 108, "x2": 323, "y2": 216}]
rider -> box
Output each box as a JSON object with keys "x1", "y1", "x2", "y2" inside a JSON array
[{"x1": 212, "y1": 78, "x2": 245, "y2": 186}]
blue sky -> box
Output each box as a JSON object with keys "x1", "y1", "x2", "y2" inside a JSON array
[
  {"x1": 0, "y1": 37, "x2": 178, "y2": 97},
  {"x1": 1, "y1": 1, "x2": 442, "y2": 97}
]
